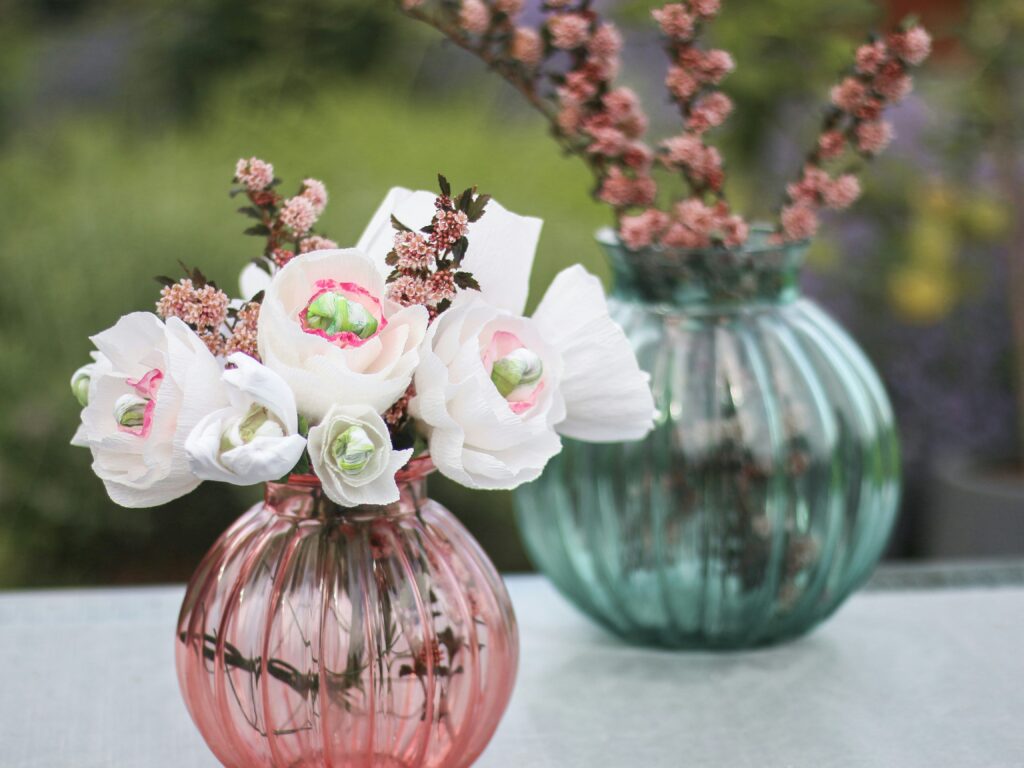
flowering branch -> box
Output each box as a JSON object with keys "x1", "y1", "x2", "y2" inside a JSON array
[
  {"x1": 618, "y1": 1, "x2": 748, "y2": 251},
  {"x1": 777, "y1": 22, "x2": 932, "y2": 242}
]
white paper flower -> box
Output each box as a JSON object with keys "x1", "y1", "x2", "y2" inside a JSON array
[
  {"x1": 357, "y1": 187, "x2": 544, "y2": 314},
  {"x1": 257, "y1": 249, "x2": 429, "y2": 420},
  {"x1": 185, "y1": 353, "x2": 307, "y2": 485},
  {"x1": 307, "y1": 404, "x2": 414, "y2": 507},
  {"x1": 71, "y1": 313, "x2": 228, "y2": 508},
  {"x1": 411, "y1": 265, "x2": 655, "y2": 490}
]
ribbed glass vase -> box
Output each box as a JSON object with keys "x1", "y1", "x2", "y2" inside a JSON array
[
  {"x1": 514, "y1": 229, "x2": 900, "y2": 649},
  {"x1": 176, "y1": 458, "x2": 518, "y2": 767}
]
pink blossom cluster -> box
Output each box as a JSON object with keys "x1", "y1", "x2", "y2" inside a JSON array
[
  {"x1": 157, "y1": 279, "x2": 229, "y2": 332},
  {"x1": 156, "y1": 278, "x2": 232, "y2": 357},
  {"x1": 223, "y1": 302, "x2": 261, "y2": 360},
  {"x1": 234, "y1": 157, "x2": 274, "y2": 192},
  {"x1": 299, "y1": 235, "x2": 338, "y2": 254},
  {"x1": 779, "y1": 167, "x2": 861, "y2": 241}
]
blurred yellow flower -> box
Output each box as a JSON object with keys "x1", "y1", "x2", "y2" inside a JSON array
[
  {"x1": 887, "y1": 266, "x2": 957, "y2": 324},
  {"x1": 962, "y1": 197, "x2": 1011, "y2": 240}
]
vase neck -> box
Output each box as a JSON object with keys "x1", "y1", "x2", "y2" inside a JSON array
[
  {"x1": 598, "y1": 227, "x2": 808, "y2": 309},
  {"x1": 266, "y1": 457, "x2": 433, "y2": 521}
]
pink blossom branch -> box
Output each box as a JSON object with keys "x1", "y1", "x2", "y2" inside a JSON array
[
  {"x1": 618, "y1": 0, "x2": 748, "y2": 251},
  {"x1": 776, "y1": 22, "x2": 932, "y2": 242},
  {"x1": 398, "y1": 1, "x2": 657, "y2": 224}
]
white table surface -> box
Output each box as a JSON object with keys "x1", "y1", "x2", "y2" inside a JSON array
[{"x1": 1, "y1": 574, "x2": 1022, "y2": 767}]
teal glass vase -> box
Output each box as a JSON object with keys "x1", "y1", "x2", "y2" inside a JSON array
[{"x1": 514, "y1": 229, "x2": 901, "y2": 649}]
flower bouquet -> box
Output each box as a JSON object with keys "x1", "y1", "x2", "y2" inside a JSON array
[
  {"x1": 399, "y1": 0, "x2": 932, "y2": 647},
  {"x1": 70, "y1": 163, "x2": 653, "y2": 766}
]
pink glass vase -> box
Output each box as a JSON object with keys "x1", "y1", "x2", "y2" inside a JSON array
[{"x1": 176, "y1": 459, "x2": 519, "y2": 768}]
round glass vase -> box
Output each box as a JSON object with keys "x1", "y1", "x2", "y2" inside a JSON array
[
  {"x1": 514, "y1": 229, "x2": 900, "y2": 649},
  {"x1": 176, "y1": 458, "x2": 518, "y2": 768}
]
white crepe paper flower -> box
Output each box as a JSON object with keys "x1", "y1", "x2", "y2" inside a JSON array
[
  {"x1": 71, "y1": 313, "x2": 228, "y2": 508},
  {"x1": 307, "y1": 404, "x2": 414, "y2": 507},
  {"x1": 357, "y1": 187, "x2": 544, "y2": 315},
  {"x1": 411, "y1": 265, "x2": 656, "y2": 490},
  {"x1": 257, "y1": 249, "x2": 429, "y2": 420},
  {"x1": 185, "y1": 353, "x2": 307, "y2": 485}
]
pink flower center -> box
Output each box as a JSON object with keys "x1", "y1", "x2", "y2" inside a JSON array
[
  {"x1": 483, "y1": 331, "x2": 545, "y2": 416},
  {"x1": 299, "y1": 279, "x2": 387, "y2": 348},
  {"x1": 117, "y1": 369, "x2": 163, "y2": 438}
]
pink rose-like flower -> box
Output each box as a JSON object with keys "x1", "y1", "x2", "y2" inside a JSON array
[
  {"x1": 786, "y1": 165, "x2": 830, "y2": 205},
  {"x1": 891, "y1": 26, "x2": 932, "y2": 66},
  {"x1": 818, "y1": 131, "x2": 846, "y2": 160},
  {"x1": 560, "y1": 70, "x2": 599, "y2": 103},
  {"x1": 687, "y1": 92, "x2": 733, "y2": 132},
  {"x1": 587, "y1": 126, "x2": 628, "y2": 157},
  {"x1": 620, "y1": 208, "x2": 671, "y2": 251},
  {"x1": 691, "y1": 0, "x2": 721, "y2": 17},
  {"x1": 855, "y1": 41, "x2": 888, "y2": 75},
  {"x1": 856, "y1": 120, "x2": 894, "y2": 154},
  {"x1": 235, "y1": 157, "x2": 274, "y2": 192},
  {"x1": 623, "y1": 141, "x2": 654, "y2": 171},
  {"x1": 279, "y1": 196, "x2": 318, "y2": 235},
  {"x1": 697, "y1": 49, "x2": 735, "y2": 83},
  {"x1": 675, "y1": 197, "x2": 717, "y2": 235},
  {"x1": 720, "y1": 214, "x2": 749, "y2": 247},
  {"x1": 599, "y1": 168, "x2": 655, "y2": 207},
  {"x1": 301, "y1": 178, "x2": 328, "y2": 214},
  {"x1": 511, "y1": 27, "x2": 543, "y2": 68},
  {"x1": 652, "y1": 4, "x2": 694, "y2": 39},
  {"x1": 662, "y1": 222, "x2": 708, "y2": 249},
  {"x1": 822, "y1": 174, "x2": 862, "y2": 210},
  {"x1": 666, "y1": 65, "x2": 699, "y2": 100},
  {"x1": 875, "y1": 68, "x2": 912, "y2": 102},
  {"x1": 603, "y1": 87, "x2": 647, "y2": 137},
  {"x1": 300, "y1": 235, "x2": 339, "y2": 254},
  {"x1": 548, "y1": 13, "x2": 591, "y2": 50},
  {"x1": 459, "y1": 0, "x2": 491, "y2": 35},
  {"x1": 589, "y1": 23, "x2": 623, "y2": 60},
  {"x1": 781, "y1": 203, "x2": 820, "y2": 241},
  {"x1": 830, "y1": 77, "x2": 867, "y2": 112}
]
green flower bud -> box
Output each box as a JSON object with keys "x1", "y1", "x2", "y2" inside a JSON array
[
  {"x1": 305, "y1": 292, "x2": 379, "y2": 339},
  {"x1": 114, "y1": 394, "x2": 148, "y2": 429},
  {"x1": 331, "y1": 425, "x2": 376, "y2": 477},
  {"x1": 71, "y1": 365, "x2": 93, "y2": 407},
  {"x1": 490, "y1": 348, "x2": 543, "y2": 398},
  {"x1": 219, "y1": 404, "x2": 285, "y2": 454}
]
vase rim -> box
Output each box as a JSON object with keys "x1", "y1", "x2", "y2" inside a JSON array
[{"x1": 285, "y1": 454, "x2": 436, "y2": 489}]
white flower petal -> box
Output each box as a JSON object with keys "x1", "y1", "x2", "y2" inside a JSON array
[
  {"x1": 532, "y1": 265, "x2": 655, "y2": 442},
  {"x1": 239, "y1": 262, "x2": 273, "y2": 301},
  {"x1": 357, "y1": 187, "x2": 543, "y2": 315}
]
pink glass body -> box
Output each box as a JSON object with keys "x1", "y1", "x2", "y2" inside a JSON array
[{"x1": 176, "y1": 459, "x2": 519, "y2": 768}]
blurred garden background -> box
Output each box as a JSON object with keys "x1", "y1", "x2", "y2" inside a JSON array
[{"x1": 0, "y1": 0, "x2": 1021, "y2": 587}]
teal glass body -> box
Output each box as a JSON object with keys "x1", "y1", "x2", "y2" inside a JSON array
[{"x1": 514, "y1": 230, "x2": 901, "y2": 649}]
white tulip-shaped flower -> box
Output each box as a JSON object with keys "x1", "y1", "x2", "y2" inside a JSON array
[
  {"x1": 257, "y1": 249, "x2": 429, "y2": 420},
  {"x1": 185, "y1": 353, "x2": 307, "y2": 485},
  {"x1": 411, "y1": 265, "x2": 656, "y2": 490},
  {"x1": 307, "y1": 404, "x2": 414, "y2": 507},
  {"x1": 71, "y1": 313, "x2": 228, "y2": 507}
]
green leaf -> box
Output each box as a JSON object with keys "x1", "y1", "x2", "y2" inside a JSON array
[
  {"x1": 454, "y1": 271, "x2": 480, "y2": 291},
  {"x1": 451, "y1": 237, "x2": 469, "y2": 265},
  {"x1": 398, "y1": 664, "x2": 415, "y2": 678},
  {"x1": 229, "y1": 187, "x2": 247, "y2": 198},
  {"x1": 438, "y1": 174, "x2": 451, "y2": 197},
  {"x1": 237, "y1": 206, "x2": 263, "y2": 220},
  {"x1": 385, "y1": 268, "x2": 403, "y2": 284},
  {"x1": 244, "y1": 224, "x2": 271, "y2": 237},
  {"x1": 384, "y1": 250, "x2": 399, "y2": 266},
  {"x1": 457, "y1": 187, "x2": 475, "y2": 213},
  {"x1": 390, "y1": 214, "x2": 412, "y2": 232},
  {"x1": 154, "y1": 275, "x2": 176, "y2": 287},
  {"x1": 467, "y1": 194, "x2": 491, "y2": 222}
]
